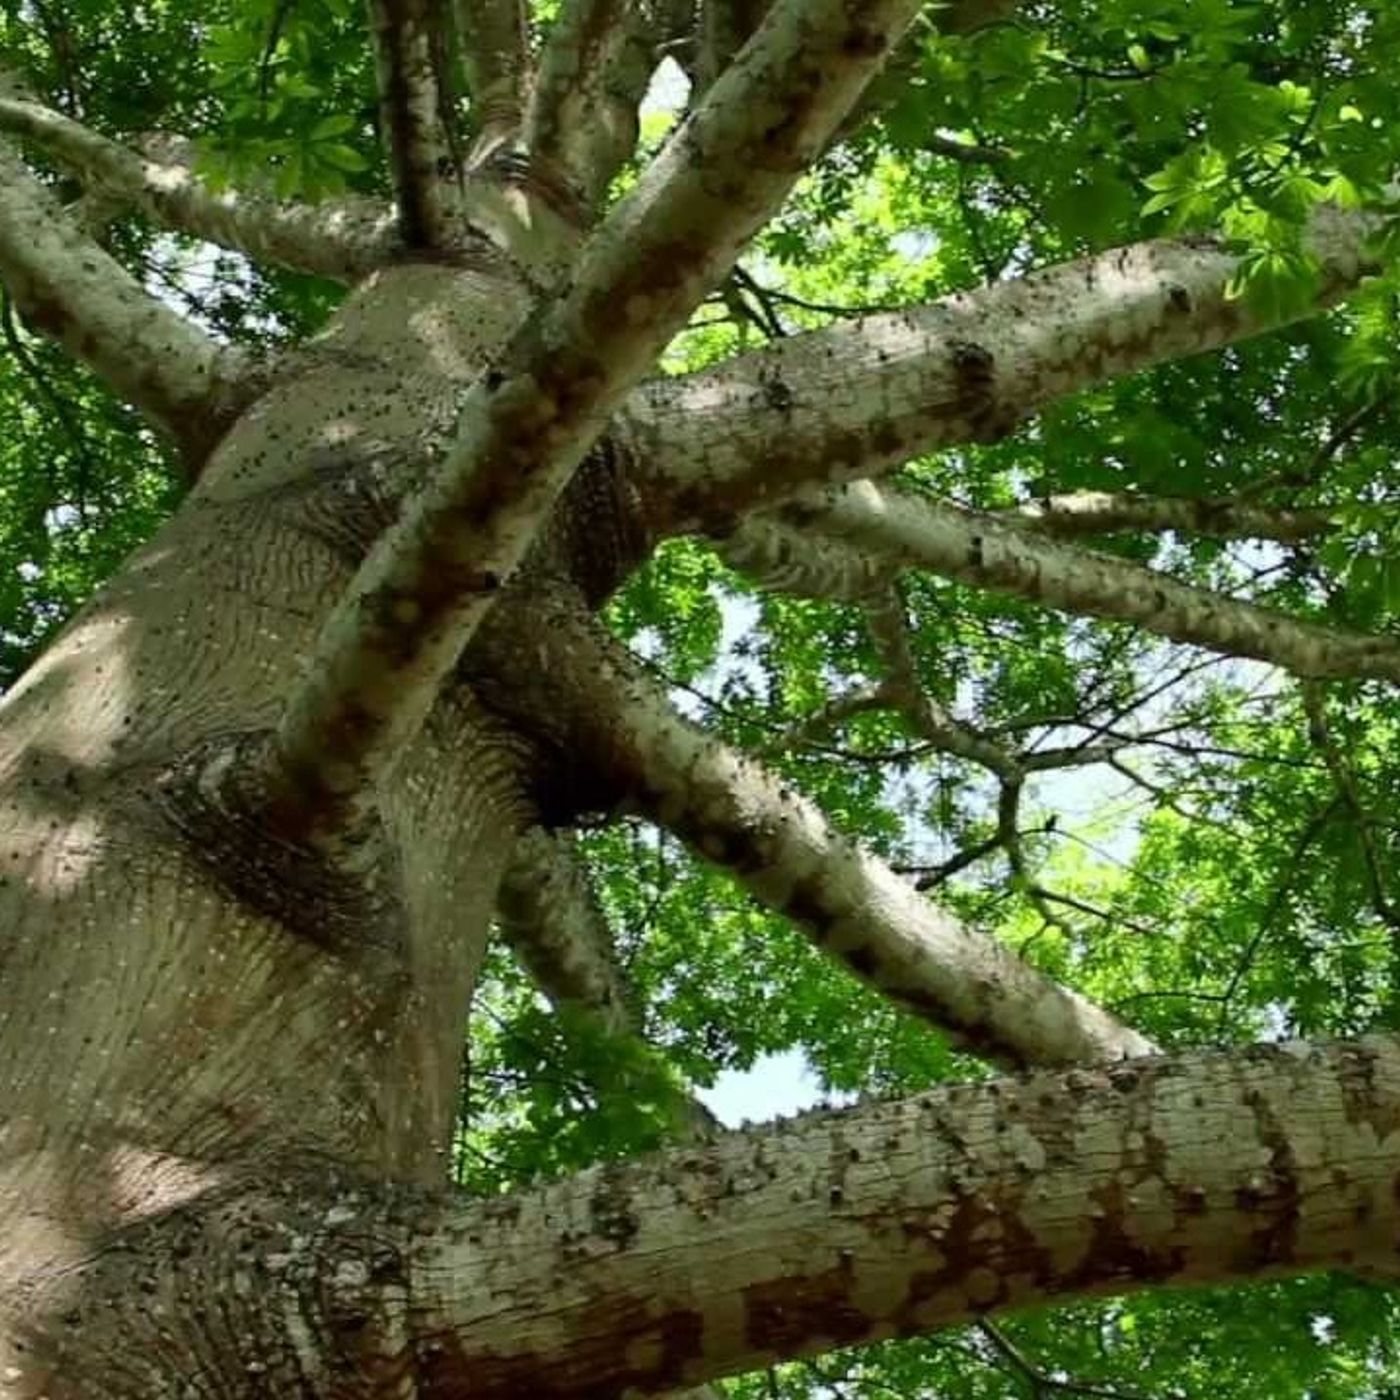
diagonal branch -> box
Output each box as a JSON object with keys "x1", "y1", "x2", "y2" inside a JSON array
[
  {"x1": 496, "y1": 826, "x2": 723, "y2": 1139},
  {"x1": 0, "y1": 94, "x2": 403, "y2": 282},
  {"x1": 495, "y1": 825, "x2": 733, "y2": 1400},
  {"x1": 496, "y1": 826, "x2": 638, "y2": 1038},
  {"x1": 224, "y1": 0, "x2": 933, "y2": 855},
  {"x1": 455, "y1": 0, "x2": 530, "y2": 164},
  {"x1": 629, "y1": 208, "x2": 1383, "y2": 530},
  {"x1": 0, "y1": 144, "x2": 256, "y2": 467},
  {"x1": 367, "y1": 0, "x2": 460, "y2": 248},
  {"x1": 769, "y1": 482, "x2": 1400, "y2": 684},
  {"x1": 521, "y1": 599, "x2": 1153, "y2": 1067}
]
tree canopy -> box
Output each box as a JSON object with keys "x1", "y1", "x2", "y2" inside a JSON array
[{"x1": 4, "y1": 0, "x2": 1400, "y2": 1395}]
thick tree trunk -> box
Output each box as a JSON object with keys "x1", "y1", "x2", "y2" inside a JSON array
[{"x1": 0, "y1": 261, "x2": 549, "y2": 1377}]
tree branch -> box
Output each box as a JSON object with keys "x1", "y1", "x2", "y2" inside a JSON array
[
  {"x1": 496, "y1": 827, "x2": 638, "y2": 1039},
  {"x1": 523, "y1": 0, "x2": 680, "y2": 212},
  {"x1": 769, "y1": 482, "x2": 1400, "y2": 684},
  {"x1": 525, "y1": 600, "x2": 1153, "y2": 1067},
  {"x1": 1011, "y1": 490, "x2": 1335, "y2": 543},
  {"x1": 43, "y1": 1035, "x2": 1400, "y2": 1397},
  {"x1": 224, "y1": 0, "x2": 931, "y2": 854},
  {"x1": 0, "y1": 144, "x2": 256, "y2": 467},
  {"x1": 495, "y1": 825, "x2": 733, "y2": 1400},
  {"x1": 630, "y1": 210, "x2": 1383, "y2": 530},
  {"x1": 0, "y1": 94, "x2": 404, "y2": 282},
  {"x1": 455, "y1": 0, "x2": 530, "y2": 164},
  {"x1": 367, "y1": 0, "x2": 459, "y2": 248}
]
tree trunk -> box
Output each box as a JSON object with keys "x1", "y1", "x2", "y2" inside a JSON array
[{"x1": 0, "y1": 262, "x2": 546, "y2": 1361}]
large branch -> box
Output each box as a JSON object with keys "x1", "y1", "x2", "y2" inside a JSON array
[
  {"x1": 367, "y1": 0, "x2": 460, "y2": 248},
  {"x1": 40, "y1": 1035, "x2": 1400, "y2": 1396},
  {"x1": 0, "y1": 145, "x2": 255, "y2": 465},
  {"x1": 628, "y1": 210, "x2": 1381, "y2": 531},
  {"x1": 764, "y1": 481, "x2": 1400, "y2": 683},
  {"x1": 0, "y1": 95, "x2": 402, "y2": 282},
  {"x1": 231, "y1": 0, "x2": 929, "y2": 852},
  {"x1": 519, "y1": 599, "x2": 1152, "y2": 1067},
  {"x1": 455, "y1": 0, "x2": 530, "y2": 163}
]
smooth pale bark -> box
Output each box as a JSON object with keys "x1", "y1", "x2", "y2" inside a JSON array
[
  {"x1": 249, "y1": 0, "x2": 928, "y2": 850},
  {"x1": 522, "y1": 600, "x2": 1155, "y2": 1067},
  {"x1": 776, "y1": 482, "x2": 1400, "y2": 683},
  {"x1": 0, "y1": 144, "x2": 253, "y2": 463},
  {"x1": 17, "y1": 1036, "x2": 1400, "y2": 1396},
  {"x1": 523, "y1": 0, "x2": 640, "y2": 207},
  {"x1": 367, "y1": 0, "x2": 459, "y2": 248},
  {"x1": 629, "y1": 210, "x2": 1381, "y2": 529},
  {"x1": 0, "y1": 95, "x2": 406, "y2": 282}
]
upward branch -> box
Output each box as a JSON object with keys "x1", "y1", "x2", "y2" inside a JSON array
[
  {"x1": 368, "y1": 0, "x2": 459, "y2": 248},
  {"x1": 0, "y1": 144, "x2": 255, "y2": 466},
  {"x1": 454, "y1": 0, "x2": 530, "y2": 163},
  {"x1": 237, "y1": 0, "x2": 932, "y2": 854}
]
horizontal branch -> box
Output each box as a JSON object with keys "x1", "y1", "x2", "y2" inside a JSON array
[
  {"x1": 775, "y1": 482, "x2": 1400, "y2": 683},
  {"x1": 1011, "y1": 490, "x2": 1334, "y2": 543},
  {"x1": 44, "y1": 1035, "x2": 1400, "y2": 1396},
  {"x1": 526, "y1": 601, "x2": 1152, "y2": 1067},
  {"x1": 234, "y1": 0, "x2": 930, "y2": 852},
  {"x1": 0, "y1": 144, "x2": 255, "y2": 465},
  {"x1": 629, "y1": 209, "x2": 1382, "y2": 530}
]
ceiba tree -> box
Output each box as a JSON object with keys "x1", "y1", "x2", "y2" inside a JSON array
[{"x1": 1, "y1": 0, "x2": 1399, "y2": 1394}]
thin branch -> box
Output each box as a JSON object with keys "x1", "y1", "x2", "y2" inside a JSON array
[
  {"x1": 863, "y1": 587, "x2": 1018, "y2": 776},
  {"x1": 455, "y1": 0, "x2": 530, "y2": 163},
  {"x1": 221, "y1": 0, "x2": 934, "y2": 854},
  {"x1": 523, "y1": 598, "x2": 1154, "y2": 1068},
  {"x1": 769, "y1": 482, "x2": 1400, "y2": 684},
  {"x1": 0, "y1": 94, "x2": 405, "y2": 282},
  {"x1": 1301, "y1": 682, "x2": 1400, "y2": 937},
  {"x1": 367, "y1": 0, "x2": 459, "y2": 248},
  {"x1": 631, "y1": 206, "x2": 1383, "y2": 529},
  {"x1": 496, "y1": 827, "x2": 637, "y2": 1038},
  {"x1": 497, "y1": 827, "x2": 723, "y2": 1145},
  {"x1": 0, "y1": 144, "x2": 256, "y2": 468},
  {"x1": 1010, "y1": 490, "x2": 1335, "y2": 544}
]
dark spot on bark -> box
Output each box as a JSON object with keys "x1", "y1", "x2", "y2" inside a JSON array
[
  {"x1": 967, "y1": 535, "x2": 985, "y2": 569},
  {"x1": 1168, "y1": 284, "x2": 1192, "y2": 313},
  {"x1": 589, "y1": 1168, "x2": 640, "y2": 1251},
  {"x1": 744, "y1": 1263, "x2": 872, "y2": 1351}
]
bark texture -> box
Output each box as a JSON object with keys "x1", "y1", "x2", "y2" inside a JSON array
[{"x1": 0, "y1": 4, "x2": 1396, "y2": 1393}]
